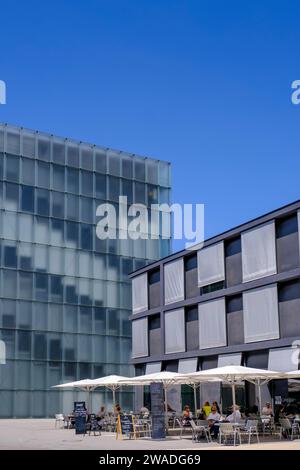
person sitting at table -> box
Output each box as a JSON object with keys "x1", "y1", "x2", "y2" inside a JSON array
[
  {"x1": 275, "y1": 404, "x2": 286, "y2": 424},
  {"x1": 96, "y1": 406, "x2": 106, "y2": 427},
  {"x1": 202, "y1": 401, "x2": 212, "y2": 419},
  {"x1": 182, "y1": 405, "x2": 192, "y2": 426},
  {"x1": 212, "y1": 401, "x2": 221, "y2": 414},
  {"x1": 207, "y1": 404, "x2": 221, "y2": 438},
  {"x1": 262, "y1": 402, "x2": 273, "y2": 416},
  {"x1": 226, "y1": 405, "x2": 241, "y2": 423},
  {"x1": 115, "y1": 404, "x2": 122, "y2": 415}
]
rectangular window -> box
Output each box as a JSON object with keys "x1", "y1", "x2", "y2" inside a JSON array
[
  {"x1": 185, "y1": 305, "x2": 199, "y2": 351},
  {"x1": 5, "y1": 154, "x2": 19, "y2": 182},
  {"x1": 52, "y1": 164, "x2": 65, "y2": 192},
  {"x1": 226, "y1": 295, "x2": 244, "y2": 346},
  {"x1": 278, "y1": 279, "x2": 300, "y2": 338},
  {"x1": 276, "y1": 214, "x2": 299, "y2": 272},
  {"x1": 164, "y1": 258, "x2": 184, "y2": 305},
  {"x1": 81, "y1": 170, "x2": 93, "y2": 197},
  {"x1": 197, "y1": 242, "x2": 225, "y2": 288},
  {"x1": 225, "y1": 236, "x2": 242, "y2": 287},
  {"x1": 198, "y1": 298, "x2": 227, "y2": 349},
  {"x1": 165, "y1": 308, "x2": 185, "y2": 354},
  {"x1": 21, "y1": 186, "x2": 35, "y2": 212},
  {"x1": 37, "y1": 161, "x2": 50, "y2": 188}
]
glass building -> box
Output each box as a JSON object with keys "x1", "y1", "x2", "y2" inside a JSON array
[{"x1": 0, "y1": 124, "x2": 171, "y2": 417}]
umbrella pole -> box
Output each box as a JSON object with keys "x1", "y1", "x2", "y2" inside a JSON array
[
  {"x1": 193, "y1": 384, "x2": 197, "y2": 416},
  {"x1": 164, "y1": 384, "x2": 169, "y2": 434},
  {"x1": 112, "y1": 388, "x2": 116, "y2": 414},
  {"x1": 257, "y1": 379, "x2": 262, "y2": 415},
  {"x1": 231, "y1": 383, "x2": 236, "y2": 409}
]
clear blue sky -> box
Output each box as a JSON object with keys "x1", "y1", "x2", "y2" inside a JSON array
[{"x1": 1, "y1": 0, "x2": 300, "y2": 252}]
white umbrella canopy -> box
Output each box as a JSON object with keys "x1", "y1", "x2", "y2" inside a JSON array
[
  {"x1": 282, "y1": 370, "x2": 300, "y2": 379},
  {"x1": 119, "y1": 371, "x2": 184, "y2": 386},
  {"x1": 180, "y1": 365, "x2": 282, "y2": 413},
  {"x1": 89, "y1": 375, "x2": 130, "y2": 411},
  {"x1": 53, "y1": 379, "x2": 95, "y2": 391}
]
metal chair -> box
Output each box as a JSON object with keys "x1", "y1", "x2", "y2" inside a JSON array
[
  {"x1": 190, "y1": 420, "x2": 211, "y2": 443},
  {"x1": 279, "y1": 418, "x2": 300, "y2": 440},
  {"x1": 219, "y1": 423, "x2": 241, "y2": 446},
  {"x1": 240, "y1": 420, "x2": 259, "y2": 445},
  {"x1": 54, "y1": 413, "x2": 65, "y2": 429}
]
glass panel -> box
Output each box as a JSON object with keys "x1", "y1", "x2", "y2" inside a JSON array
[
  {"x1": 34, "y1": 245, "x2": 48, "y2": 272},
  {"x1": 2, "y1": 269, "x2": 17, "y2": 298},
  {"x1": 107, "y1": 309, "x2": 120, "y2": 335},
  {"x1": 108, "y1": 176, "x2": 120, "y2": 201},
  {"x1": 80, "y1": 146, "x2": 93, "y2": 170},
  {"x1": 93, "y1": 253, "x2": 106, "y2": 280},
  {"x1": 50, "y1": 274, "x2": 63, "y2": 302},
  {"x1": 33, "y1": 332, "x2": 47, "y2": 359},
  {"x1": 66, "y1": 194, "x2": 79, "y2": 220},
  {"x1": 64, "y1": 277, "x2": 78, "y2": 304},
  {"x1": 5, "y1": 182, "x2": 19, "y2": 210},
  {"x1": 21, "y1": 185, "x2": 35, "y2": 212},
  {"x1": 19, "y1": 243, "x2": 33, "y2": 270},
  {"x1": 78, "y1": 335, "x2": 91, "y2": 361},
  {"x1": 22, "y1": 132, "x2": 36, "y2": 158},
  {"x1": 79, "y1": 306, "x2": 92, "y2": 333},
  {"x1": 147, "y1": 184, "x2": 158, "y2": 204},
  {"x1": 5, "y1": 154, "x2": 19, "y2": 182},
  {"x1": 67, "y1": 144, "x2": 79, "y2": 167},
  {"x1": 49, "y1": 246, "x2": 64, "y2": 274},
  {"x1": 95, "y1": 149, "x2": 106, "y2": 173},
  {"x1": 38, "y1": 137, "x2": 50, "y2": 161},
  {"x1": 65, "y1": 248, "x2": 77, "y2": 276},
  {"x1": 3, "y1": 241, "x2": 17, "y2": 267},
  {"x1": 48, "y1": 304, "x2": 63, "y2": 331},
  {"x1": 79, "y1": 251, "x2": 91, "y2": 278},
  {"x1": 16, "y1": 361, "x2": 31, "y2": 388},
  {"x1": 94, "y1": 307, "x2": 106, "y2": 334},
  {"x1": 146, "y1": 160, "x2": 158, "y2": 184},
  {"x1": 93, "y1": 280, "x2": 105, "y2": 306},
  {"x1": 64, "y1": 305, "x2": 78, "y2": 333},
  {"x1": 19, "y1": 271, "x2": 33, "y2": 299},
  {"x1": 80, "y1": 197, "x2": 93, "y2": 223},
  {"x1": 134, "y1": 159, "x2": 145, "y2": 181},
  {"x1": 50, "y1": 218, "x2": 64, "y2": 246},
  {"x1": 80, "y1": 224, "x2": 92, "y2": 250},
  {"x1": 67, "y1": 167, "x2": 79, "y2": 193},
  {"x1": 2, "y1": 211, "x2": 18, "y2": 240},
  {"x1": 66, "y1": 221, "x2": 79, "y2": 247},
  {"x1": 79, "y1": 278, "x2": 91, "y2": 305},
  {"x1": 37, "y1": 161, "x2": 50, "y2": 188},
  {"x1": 106, "y1": 337, "x2": 120, "y2": 363},
  {"x1": 134, "y1": 182, "x2": 146, "y2": 204},
  {"x1": 159, "y1": 161, "x2": 170, "y2": 187},
  {"x1": 19, "y1": 214, "x2": 33, "y2": 242},
  {"x1": 32, "y1": 362, "x2": 47, "y2": 389},
  {"x1": 52, "y1": 140, "x2": 65, "y2": 164},
  {"x1": 121, "y1": 179, "x2": 133, "y2": 204},
  {"x1": 81, "y1": 170, "x2": 93, "y2": 197},
  {"x1": 108, "y1": 151, "x2": 120, "y2": 176},
  {"x1": 34, "y1": 216, "x2": 49, "y2": 244},
  {"x1": 17, "y1": 331, "x2": 31, "y2": 359},
  {"x1": 63, "y1": 334, "x2": 77, "y2": 361},
  {"x1": 17, "y1": 300, "x2": 32, "y2": 329},
  {"x1": 51, "y1": 191, "x2": 65, "y2": 218},
  {"x1": 1, "y1": 299, "x2": 16, "y2": 328},
  {"x1": 35, "y1": 273, "x2": 48, "y2": 301},
  {"x1": 52, "y1": 164, "x2": 65, "y2": 191},
  {"x1": 95, "y1": 174, "x2": 106, "y2": 199},
  {"x1": 107, "y1": 282, "x2": 119, "y2": 308},
  {"x1": 48, "y1": 334, "x2": 62, "y2": 361},
  {"x1": 122, "y1": 157, "x2": 133, "y2": 179},
  {"x1": 6, "y1": 131, "x2": 20, "y2": 155},
  {"x1": 33, "y1": 303, "x2": 48, "y2": 331},
  {"x1": 36, "y1": 188, "x2": 50, "y2": 216}
]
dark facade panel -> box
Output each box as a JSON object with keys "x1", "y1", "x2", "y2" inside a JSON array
[
  {"x1": 225, "y1": 237, "x2": 242, "y2": 288},
  {"x1": 149, "y1": 282, "x2": 160, "y2": 309},
  {"x1": 185, "y1": 268, "x2": 199, "y2": 299},
  {"x1": 149, "y1": 328, "x2": 162, "y2": 356},
  {"x1": 201, "y1": 356, "x2": 218, "y2": 370},
  {"x1": 276, "y1": 232, "x2": 299, "y2": 273},
  {"x1": 278, "y1": 279, "x2": 300, "y2": 338},
  {"x1": 245, "y1": 350, "x2": 269, "y2": 369}
]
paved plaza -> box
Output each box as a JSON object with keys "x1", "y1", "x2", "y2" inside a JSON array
[{"x1": 0, "y1": 420, "x2": 300, "y2": 450}]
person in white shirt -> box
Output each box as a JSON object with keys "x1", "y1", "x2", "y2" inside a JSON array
[
  {"x1": 261, "y1": 402, "x2": 273, "y2": 417},
  {"x1": 226, "y1": 405, "x2": 241, "y2": 423},
  {"x1": 207, "y1": 405, "x2": 221, "y2": 439}
]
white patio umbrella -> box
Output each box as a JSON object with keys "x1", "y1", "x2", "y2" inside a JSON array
[
  {"x1": 282, "y1": 370, "x2": 300, "y2": 379},
  {"x1": 52, "y1": 379, "x2": 96, "y2": 410},
  {"x1": 179, "y1": 365, "x2": 281, "y2": 414},
  {"x1": 89, "y1": 375, "x2": 129, "y2": 412},
  {"x1": 120, "y1": 371, "x2": 184, "y2": 429}
]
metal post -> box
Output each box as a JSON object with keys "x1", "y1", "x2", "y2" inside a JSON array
[
  {"x1": 193, "y1": 384, "x2": 197, "y2": 415},
  {"x1": 164, "y1": 384, "x2": 169, "y2": 433},
  {"x1": 231, "y1": 383, "x2": 236, "y2": 408},
  {"x1": 257, "y1": 379, "x2": 262, "y2": 415}
]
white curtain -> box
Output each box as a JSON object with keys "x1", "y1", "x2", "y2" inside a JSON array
[
  {"x1": 145, "y1": 362, "x2": 161, "y2": 374},
  {"x1": 241, "y1": 221, "x2": 277, "y2": 283},
  {"x1": 198, "y1": 298, "x2": 227, "y2": 349},
  {"x1": 268, "y1": 347, "x2": 300, "y2": 372},
  {"x1": 164, "y1": 258, "x2": 184, "y2": 305},
  {"x1": 164, "y1": 308, "x2": 186, "y2": 354},
  {"x1": 243, "y1": 285, "x2": 280, "y2": 343},
  {"x1": 132, "y1": 273, "x2": 148, "y2": 314},
  {"x1": 218, "y1": 353, "x2": 242, "y2": 367},
  {"x1": 178, "y1": 358, "x2": 198, "y2": 373},
  {"x1": 197, "y1": 242, "x2": 225, "y2": 288},
  {"x1": 132, "y1": 318, "x2": 148, "y2": 358}
]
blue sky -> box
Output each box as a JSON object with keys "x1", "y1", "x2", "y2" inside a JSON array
[{"x1": 1, "y1": 0, "x2": 300, "y2": 252}]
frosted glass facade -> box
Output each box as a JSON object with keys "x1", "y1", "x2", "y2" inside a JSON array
[{"x1": 0, "y1": 124, "x2": 171, "y2": 417}]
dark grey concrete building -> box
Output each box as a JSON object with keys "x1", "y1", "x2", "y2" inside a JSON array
[{"x1": 129, "y1": 200, "x2": 300, "y2": 412}]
